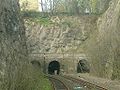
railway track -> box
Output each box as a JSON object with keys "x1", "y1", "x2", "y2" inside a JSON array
[
  {"x1": 48, "y1": 76, "x2": 69, "y2": 90},
  {"x1": 47, "y1": 75, "x2": 108, "y2": 90},
  {"x1": 62, "y1": 75, "x2": 108, "y2": 90}
]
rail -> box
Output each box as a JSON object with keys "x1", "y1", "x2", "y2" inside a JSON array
[
  {"x1": 63, "y1": 75, "x2": 108, "y2": 90},
  {"x1": 48, "y1": 75, "x2": 69, "y2": 90}
]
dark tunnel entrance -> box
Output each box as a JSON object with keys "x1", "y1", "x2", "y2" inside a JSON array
[
  {"x1": 48, "y1": 61, "x2": 60, "y2": 75},
  {"x1": 77, "y1": 59, "x2": 90, "y2": 73}
]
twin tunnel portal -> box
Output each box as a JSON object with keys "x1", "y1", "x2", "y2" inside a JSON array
[
  {"x1": 31, "y1": 53, "x2": 90, "y2": 75},
  {"x1": 31, "y1": 58, "x2": 90, "y2": 75},
  {"x1": 48, "y1": 60, "x2": 90, "y2": 75}
]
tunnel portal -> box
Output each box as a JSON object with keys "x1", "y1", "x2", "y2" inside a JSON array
[
  {"x1": 48, "y1": 61, "x2": 60, "y2": 75},
  {"x1": 77, "y1": 59, "x2": 90, "y2": 73}
]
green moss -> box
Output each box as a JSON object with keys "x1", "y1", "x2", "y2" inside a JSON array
[
  {"x1": 22, "y1": 11, "x2": 53, "y2": 26},
  {"x1": 33, "y1": 17, "x2": 53, "y2": 26}
]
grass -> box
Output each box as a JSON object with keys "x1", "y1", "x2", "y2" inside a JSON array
[
  {"x1": 25, "y1": 65, "x2": 53, "y2": 90},
  {"x1": 0, "y1": 64, "x2": 53, "y2": 90},
  {"x1": 14, "y1": 64, "x2": 53, "y2": 90},
  {"x1": 22, "y1": 11, "x2": 53, "y2": 26}
]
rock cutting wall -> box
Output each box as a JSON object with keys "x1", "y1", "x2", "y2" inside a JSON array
[
  {"x1": 25, "y1": 0, "x2": 120, "y2": 80},
  {"x1": 26, "y1": 16, "x2": 97, "y2": 54},
  {"x1": 86, "y1": 0, "x2": 120, "y2": 79},
  {"x1": 0, "y1": 0, "x2": 28, "y2": 89}
]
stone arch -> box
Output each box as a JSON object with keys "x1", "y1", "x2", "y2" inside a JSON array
[
  {"x1": 48, "y1": 60, "x2": 60, "y2": 75},
  {"x1": 31, "y1": 60, "x2": 41, "y2": 68},
  {"x1": 77, "y1": 59, "x2": 90, "y2": 73}
]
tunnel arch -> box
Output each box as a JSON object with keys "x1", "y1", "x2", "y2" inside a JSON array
[
  {"x1": 77, "y1": 59, "x2": 90, "y2": 73},
  {"x1": 48, "y1": 60, "x2": 60, "y2": 75},
  {"x1": 31, "y1": 60, "x2": 41, "y2": 68}
]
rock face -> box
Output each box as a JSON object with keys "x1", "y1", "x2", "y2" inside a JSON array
[
  {"x1": 0, "y1": 0, "x2": 28, "y2": 89},
  {"x1": 26, "y1": 16, "x2": 97, "y2": 54},
  {"x1": 25, "y1": 0, "x2": 120, "y2": 80},
  {"x1": 86, "y1": 0, "x2": 120, "y2": 79}
]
